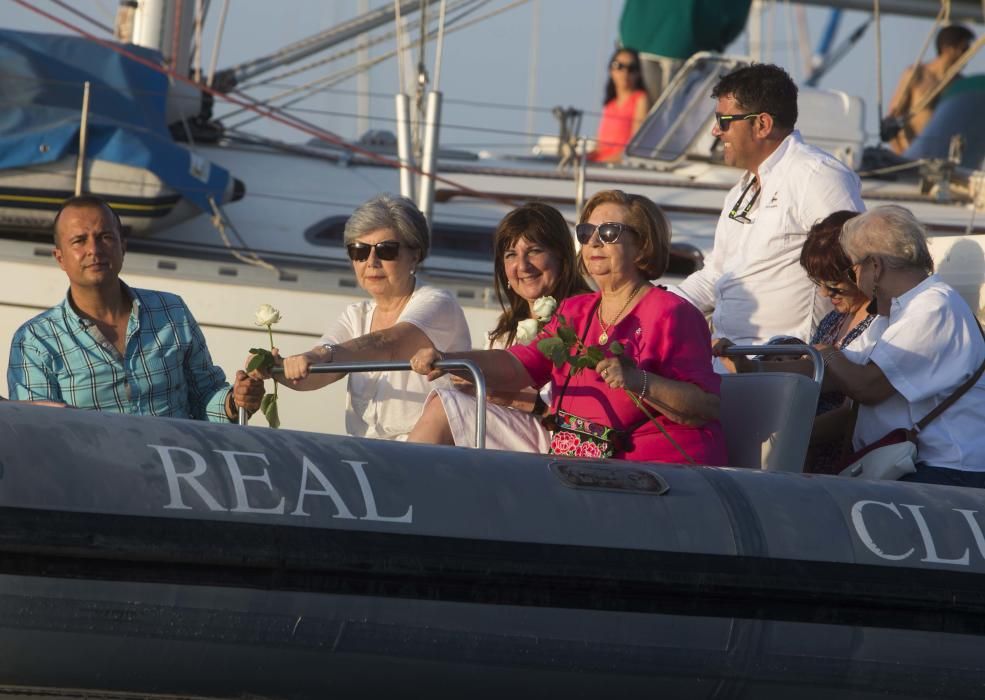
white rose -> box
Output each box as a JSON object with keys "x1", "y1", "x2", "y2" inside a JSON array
[
  {"x1": 515, "y1": 318, "x2": 541, "y2": 345},
  {"x1": 532, "y1": 296, "x2": 557, "y2": 322},
  {"x1": 254, "y1": 303, "x2": 282, "y2": 327}
]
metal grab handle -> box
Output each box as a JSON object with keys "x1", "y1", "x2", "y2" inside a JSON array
[
  {"x1": 721, "y1": 344, "x2": 825, "y2": 386},
  {"x1": 237, "y1": 359, "x2": 488, "y2": 449}
]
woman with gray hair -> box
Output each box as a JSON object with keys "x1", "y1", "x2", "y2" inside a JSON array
[
  {"x1": 251, "y1": 194, "x2": 471, "y2": 440},
  {"x1": 819, "y1": 204, "x2": 985, "y2": 486}
]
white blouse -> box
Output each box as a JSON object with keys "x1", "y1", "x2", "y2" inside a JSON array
[{"x1": 319, "y1": 284, "x2": 471, "y2": 440}]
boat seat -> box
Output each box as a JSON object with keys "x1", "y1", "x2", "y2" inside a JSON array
[{"x1": 719, "y1": 372, "x2": 820, "y2": 472}]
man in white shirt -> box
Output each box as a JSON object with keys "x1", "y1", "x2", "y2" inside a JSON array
[{"x1": 676, "y1": 63, "x2": 865, "y2": 350}]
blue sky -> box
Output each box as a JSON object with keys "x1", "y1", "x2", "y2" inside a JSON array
[{"x1": 7, "y1": 0, "x2": 985, "y2": 151}]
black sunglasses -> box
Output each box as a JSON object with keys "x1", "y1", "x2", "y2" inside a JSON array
[
  {"x1": 610, "y1": 60, "x2": 640, "y2": 72},
  {"x1": 810, "y1": 279, "x2": 855, "y2": 297},
  {"x1": 714, "y1": 111, "x2": 767, "y2": 132},
  {"x1": 346, "y1": 240, "x2": 402, "y2": 262},
  {"x1": 575, "y1": 222, "x2": 637, "y2": 245}
]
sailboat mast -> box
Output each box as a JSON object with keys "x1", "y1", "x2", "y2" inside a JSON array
[{"x1": 129, "y1": 0, "x2": 195, "y2": 74}]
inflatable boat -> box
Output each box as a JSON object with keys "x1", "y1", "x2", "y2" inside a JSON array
[{"x1": 2, "y1": 395, "x2": 985, "y2": 699}]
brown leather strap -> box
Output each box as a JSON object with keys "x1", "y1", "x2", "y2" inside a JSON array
[{"x1": 914, "y1": 320, "x2": 985, "y2": 433}]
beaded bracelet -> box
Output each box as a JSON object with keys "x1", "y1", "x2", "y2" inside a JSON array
[{"x1": 638, "y1": 370, "x2": 649, "y2": 403}]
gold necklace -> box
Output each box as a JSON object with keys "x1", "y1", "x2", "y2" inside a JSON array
[{"x1": 597, "y1": 284, "x2": 643, "y2": 344}]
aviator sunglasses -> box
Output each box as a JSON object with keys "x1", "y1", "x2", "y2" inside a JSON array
[
  {"x1": 575, "y1": 222, "x2": 637, "y2": 245},
  {"x1": 346, "y1": 240, "x2": 402, "y2": 262}
]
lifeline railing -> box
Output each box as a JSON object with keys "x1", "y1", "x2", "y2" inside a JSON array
[
  {"x1": 238, "y1": 359, "x2": 488, "y2": 448},
  {"x1": 721, "y1": 344, "x2": 825, "y2": 385}
]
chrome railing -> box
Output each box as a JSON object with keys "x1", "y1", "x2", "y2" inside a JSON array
[
  {"x1": 238, "y1": 359, "x2": 488, "y2": 448},
  {"x1": 721, "y1": 344, "x2": 825, "y2": 385}
]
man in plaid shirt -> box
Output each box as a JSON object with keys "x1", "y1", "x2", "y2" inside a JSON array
[{"x1": 6, "y1": 196, "x2": 263, "y2": 421}]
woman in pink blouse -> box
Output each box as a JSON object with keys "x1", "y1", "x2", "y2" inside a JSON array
[{"x1": 410, "y1": 190, "x2": 725, "y2": 465}]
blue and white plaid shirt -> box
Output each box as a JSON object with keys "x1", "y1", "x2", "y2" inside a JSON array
[{"x1": 7, "y1": 283, "x2": 232, "y2": 421}]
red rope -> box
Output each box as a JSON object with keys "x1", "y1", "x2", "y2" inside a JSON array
[{"x1": 12, "y1": 0, "x2": 522, "y2": 210}]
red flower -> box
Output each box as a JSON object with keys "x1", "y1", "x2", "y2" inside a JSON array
[
  {"x1": 551, "y1": 431, "x2": 581, "y2": 455},
  {"x1": 576, "y1": 440, "x2": 604, "y2": 459}
]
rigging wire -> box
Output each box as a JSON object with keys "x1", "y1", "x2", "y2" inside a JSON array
[
  {"x1": 220, "y1": 0, "x2": 530, "y2": 131},
  {"x1": 11, "y1": 0, "x2": 528, "y2": 213},
  {"x1": 207, "y1": 196, "x2": 281, "y2": 273},
  {"x1": 232, "y1": 104, "x2": 570, "y2": 143},
  {"x1": 206, "y1": 0, "x2": 230, "y2": 88},
  {"x1": 874, "y1": 0, "x2": 883, "y2": 125},
  {"x1": 227, "y1": 80, "x2": 590, "y2": 117},
  {"x1": 222, "y1": 0, "x2": 486, "y2": 123},
  {"x1": 46, "y1": 0, "x2": 113, "y2": 34}
]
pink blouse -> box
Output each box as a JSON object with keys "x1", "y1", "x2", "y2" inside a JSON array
[{"x1": 508, "y1": 288, "x2": 727, "y2": 465}]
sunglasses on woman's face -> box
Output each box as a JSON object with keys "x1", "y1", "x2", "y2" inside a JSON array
[
  {"x1": 610, "y1": 60, "x2": 639, "y2": 72},
  {"x1": 810, "y1": 278, "x2": 855, "y2": 297},
  {"x1": 346, "y1": 240, "x2": 402, "y2": 262},
  {"x1": 575, "y1": 222, "x2": 637, "y2": 245}
]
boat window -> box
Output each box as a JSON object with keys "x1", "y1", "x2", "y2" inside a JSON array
[
  {"x1": 626, "y1": 55, "x2": 745, "y2": 165},
  {"x1": 304, "y1": 217, "x2": 495, "y2": 260}
]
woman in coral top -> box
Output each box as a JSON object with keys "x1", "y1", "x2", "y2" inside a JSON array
[{"x1": 590, "y1": 48, "x2": 651, "y2": 163}]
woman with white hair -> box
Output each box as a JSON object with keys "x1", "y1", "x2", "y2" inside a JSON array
[
  {"x1": 820, "y1": 205, "x2": 985, "y2": 486},
  {"x1": 251, "y1": 194, "x2": 471, "y2": 440}
]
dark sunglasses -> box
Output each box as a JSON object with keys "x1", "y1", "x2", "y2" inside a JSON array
[
  {"x1": 610, "y1": 60, "x2": 640, "y2": 72},
  {"x1": 811, "y1": 279, "x2": 855, "y2": 297},
  {"x1": 575, "y1": 222, "x2": 637, "y2": 245},
  {"x1": 714, "y1": 111, "x2": 766, "y2": 132},
  {"x1": 346, "y1": 240, "x2": 402, "y2": 262}
]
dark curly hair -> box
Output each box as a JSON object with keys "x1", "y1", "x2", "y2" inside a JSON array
[
  {"x1": 800, "y1": 210, "x2": 860, "y2": 282},
  {"x1": 489, "y1": 203, "x2": 591, "y2": 347},
  {"x1": 711, "y1": 63, "x2": 798, "y2": 131}
]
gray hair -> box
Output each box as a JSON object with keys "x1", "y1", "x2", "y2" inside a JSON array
[
  {"x1": 343, "y1": 194, "x2": 430, "y2": 261},
  {"x1": 840, "y1": 205, "x2": 934, "y2": 273}
]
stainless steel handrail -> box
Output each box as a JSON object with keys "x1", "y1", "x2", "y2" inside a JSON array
[
  {"x1": 237, "y1": 359, "x2": 488, "y2": 448},
  {"x1": 721, "y1": 344, "x2": 825, "y2": 385}
]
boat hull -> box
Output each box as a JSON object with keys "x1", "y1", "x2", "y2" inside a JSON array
[{"x1": 2, "y1": 403, "x2": 985, "y2": 697}]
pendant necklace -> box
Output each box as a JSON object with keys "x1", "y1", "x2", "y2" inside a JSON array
[{"x1": 597, "y1": 284, "x2": 643, "y2": 344}]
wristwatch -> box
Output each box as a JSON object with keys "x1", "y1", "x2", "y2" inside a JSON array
[{"x1": 321, "y1": 343, "x2": 336, "y2": 362}]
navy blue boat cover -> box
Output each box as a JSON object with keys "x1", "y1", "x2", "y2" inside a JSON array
[{"x1": 0, "y1": 29, "x2": 230, "y2": 210}]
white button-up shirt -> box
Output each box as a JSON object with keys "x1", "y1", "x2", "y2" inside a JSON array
[
  {"x1": 676, "y1": 130, "x2": 864, "y2": 346},
  {"x1": 841, "y1": 275, "x2": 985, "y2": 472}
]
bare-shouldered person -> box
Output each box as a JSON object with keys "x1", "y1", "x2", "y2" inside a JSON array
[{"x1": 884, "y1": 24, "x2": 974, "y2": 154}]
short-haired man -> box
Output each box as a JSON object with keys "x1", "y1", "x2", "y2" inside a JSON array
[
  {"x1": 883, "y1": 24, "x2": 975, "y2": 154},
  {"x1": 675, "y1": 63, "x2": 865, "y2": 356},
  {"x1": 7, "y1": 195, "x2": 263, "y2": 420}
]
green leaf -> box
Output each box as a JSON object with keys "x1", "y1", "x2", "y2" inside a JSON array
[
  {"x1": 573, "y1": 355, "x2": 594, "y2": 370},
  {"x1": 557, "y1": 324, "x2": 577, "y2": 345},
  {"x1": 537, "y1": 336, "x2": 565, "y2": 359},
  {"x1": 551, "y1": 346, "x2": 570, "y2": 368},
  {"x1": 585, "y1": 346, "x2": 604, "y2": 367},
  {"x1": 260, "y1": 393, "x2": 280, "y2": 429},
  {"x1": 247, "y1": 348, "x2": 273, "y2": 373},
  {"x1": 609, "y1": 340, "x2": 624, "y2": 356}
]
